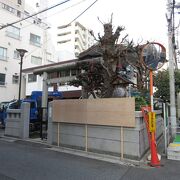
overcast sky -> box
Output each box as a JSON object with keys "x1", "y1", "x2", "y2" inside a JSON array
[{"x1": 27, "y1": 0, "x2": 168, "y2": 49}]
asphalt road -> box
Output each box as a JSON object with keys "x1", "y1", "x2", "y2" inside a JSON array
[{"x1": 0, "y1": 137, "x2": 180, "y2": 180}]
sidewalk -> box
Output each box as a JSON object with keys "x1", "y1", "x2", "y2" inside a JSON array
[{"x1": 0, "y1": 127, "x2": 169, "y2": 169}]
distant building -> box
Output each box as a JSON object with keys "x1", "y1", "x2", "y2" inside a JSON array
[
  {"x1": 0, "y1": 0, "x2": 56, "y2": 101},
  {"x1": 56, "y1": 21, "x2": 94, "y2": 60},
  {"x1": 23, "y1": 59, "x2": 82, "y2": 99}
]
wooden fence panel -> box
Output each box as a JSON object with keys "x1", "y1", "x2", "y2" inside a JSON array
[{"x1": 52, "y1": 98, "x2": 135, "y2": 127}]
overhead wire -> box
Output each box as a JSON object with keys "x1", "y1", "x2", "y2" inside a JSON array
[
  {"x1": 0, "y1": 0, "x2": 72, "y2": 30},
  {"x1": 68, "y1": 0, "x2": 98, "y2": 25},
  {"x1": 21, "y1": 0, "x2": 88, "y2": 58},
  {"x1": 24, "y1": 0, "x2": 99, "y2": 58},
  {"x1": 21, "y1": 0, "x2": 87, "y2": 30},
  {"x1": 24, "y1": 0, "x2": 89, "y2": 58}
]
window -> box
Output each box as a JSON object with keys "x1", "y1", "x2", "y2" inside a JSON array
[
  {"x1": 2, "y1": 4, "x2": 15, "y2": 14},
  {"x1": 48, "y1": 72, "x2": 58, "y2": 79},
  {"x1": 30, "y1": 33, "x2": 41, "y2": 46},
  {"x1": 17, "y1": 11, "x2": 21, "y2": 17},
  {"x1": 2, "y1": 3, "x2": 21, "y2": 17},
  {"x1": 0, "y1": 73, "x2": 6, "y2": 85},
  {"x1": 12, "y1": 75, "x2": 19, "y2": 84},
  {"x1": 28, "y1": 74, "x2": 37, "y2": 83},
  {"x1": 14, "y1": 50, "x2": 20, "y2": 59},
  {"x1": 18, "y1": 0, "x2": 22, "y2": 5},
  {"x1": 71, "y1": 69, "x2": 77, "y2": 76},
  {"x1": 60, "y1": 70, "x2": 70, "y2": 77},
  {"x1": 46, "y1": 52, "x2": 52, "y2": 62},
  {"x1": 6, "y1": 26, "x2": 20, "y2": 39},
  {"x1": 0, "y1": 47, "x2": 7, "y2": 60},
  {"x1": 31, "y1": 56, "x2": 42, "y2": 65}
]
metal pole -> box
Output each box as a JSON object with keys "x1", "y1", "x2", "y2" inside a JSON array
[
  {"x1": 16, "y1": 48, "x2": 27, "y2": 104},
  {"x1": 150, "y1": 70, "x2": 154, "y2": 112},
  {"x1": 167, "y1": 0, "x2": 177, "y2": 137},
  {"x1": 18, "y1": 56, "x2": 23, "y2": 102}
]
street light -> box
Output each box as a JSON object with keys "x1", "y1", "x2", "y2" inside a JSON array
[{"x1": 16, "y1": 48, "x2": 28, "y2": 103}]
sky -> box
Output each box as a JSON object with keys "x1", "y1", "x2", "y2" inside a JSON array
[{"x1": 26, "y1": 0, "x2": 168, "y2": 51}]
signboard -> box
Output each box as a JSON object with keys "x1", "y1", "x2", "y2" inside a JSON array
[{"x1": 148, "y1": 112, "x2": 156, "y2": 132}]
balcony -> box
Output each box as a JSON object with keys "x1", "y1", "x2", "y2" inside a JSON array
[
  {"x1": 57, "y1": 39, "x2": 71, "y2": 44},
  {"x1": 5, "y1": 31, "x2": 21, "y2": 40}
]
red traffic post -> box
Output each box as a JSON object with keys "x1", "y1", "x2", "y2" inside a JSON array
[{"x1": 149, "y1": 70, "x2": 160, "y2": 167}]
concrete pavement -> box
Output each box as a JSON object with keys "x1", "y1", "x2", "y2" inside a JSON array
[{"x1": 0, "y1": 132, "x2": 180, "y2": 180}]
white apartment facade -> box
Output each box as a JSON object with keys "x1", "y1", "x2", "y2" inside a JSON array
[
  {"x1": 0, "y1": 0, "x2": 56, "y2": 102},
  {"x1": 57, "y1": 21, "x2": 94, "y2": 60},
  {"x1": 25, "y1": 21, "x2": 94, "y2": 96}
]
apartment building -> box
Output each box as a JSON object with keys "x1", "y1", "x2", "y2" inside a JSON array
[
  {"x1": 0, "y1": 0, "x2": 56, "y2": 101},
  {"x1": 57, "y1": 21, "x2": 94, "y2": 60}
]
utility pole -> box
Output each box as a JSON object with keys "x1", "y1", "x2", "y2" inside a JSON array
[{"x1": 167, "y1": 0, "x2": 177, "y2": 137}]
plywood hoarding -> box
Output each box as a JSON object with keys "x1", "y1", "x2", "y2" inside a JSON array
[{"x1": 52, "y1": 98, "x2": 135, "y2": 127}]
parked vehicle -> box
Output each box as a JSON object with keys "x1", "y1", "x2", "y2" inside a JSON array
[
  {"x1": 0, "y1": 100, "x2": 16, "y2": 127},
  {"x1": 0, "y1": 91, "x2": 63, "y2": 129}
]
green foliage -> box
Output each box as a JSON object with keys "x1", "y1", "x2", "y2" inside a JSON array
[
  {"x1": 154, "y1": 69, "x2": 180, "y2": 101},
  {"x1": 135, "y1": 96, "x2": 148, "y2": 111}
]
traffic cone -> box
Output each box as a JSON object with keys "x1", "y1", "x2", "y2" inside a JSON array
[{"x1": 150, "y1": 139, "x2": 160, "y2": 167}]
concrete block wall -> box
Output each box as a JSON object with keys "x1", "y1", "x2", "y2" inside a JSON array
[
  {"x1": 48, "y1": 106, "x2": 163, "y2": 160},
  {"x1": 5, "y1": 103, "x2": 30, "y2": 139},
  {"x1": 87, "y1": 126, "x2": 122, "y2": 155},
  {"x1": 52, "y1": 123, "x2": 85, "y2": 150},
  {"x1": 5, "y1": 116, "x2": 21, "y2": 137}
]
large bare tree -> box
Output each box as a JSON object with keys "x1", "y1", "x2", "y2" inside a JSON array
[{"x1": 70, "y1": 19, "x2": 148, "y2": 98}]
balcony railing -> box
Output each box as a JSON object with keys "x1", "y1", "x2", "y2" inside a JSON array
[{"x1": 5, "y1": 31, "x2": 21, "y2": 40}]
